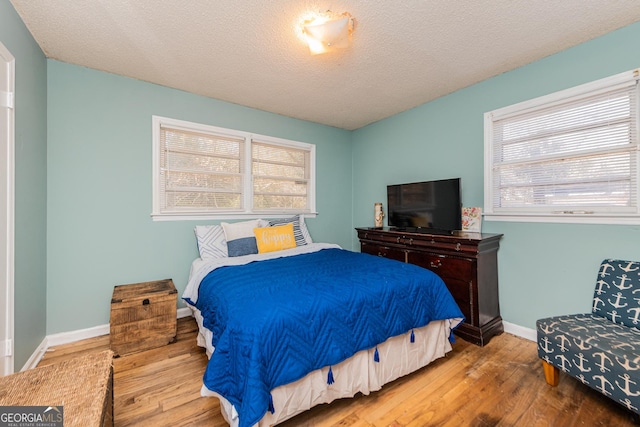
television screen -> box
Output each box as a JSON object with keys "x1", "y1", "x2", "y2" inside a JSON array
[{"x1": 387, "y1": 178, "x2": 462, "y2": 233}]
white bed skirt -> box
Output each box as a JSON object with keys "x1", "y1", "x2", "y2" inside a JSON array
[{"x1": 190, "y1": 306, "x2": 460, "y2": 427}]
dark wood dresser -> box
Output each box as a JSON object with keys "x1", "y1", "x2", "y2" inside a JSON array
[{"x1": 356, "y1": 227, "x2": 503, "y2": 346}]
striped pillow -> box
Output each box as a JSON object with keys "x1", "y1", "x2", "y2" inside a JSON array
[{"x1": 267, "y1": 215, "x2": 312, "y2": 246}]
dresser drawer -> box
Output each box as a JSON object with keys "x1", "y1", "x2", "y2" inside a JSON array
[
  {"x1": 407, "y1": 252, "x2": 473, "y2": 281},
  {"x1": 360, "y1": 242, "x2": 406, "y2": 262}
]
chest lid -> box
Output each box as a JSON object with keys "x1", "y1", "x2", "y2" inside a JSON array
[{"x1": 111, "y1": 278, "x2": 176, "y2": 304}]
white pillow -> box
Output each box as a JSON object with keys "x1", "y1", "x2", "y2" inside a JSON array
[
  {"x1": 222, "y1": 219, "x2": 263, "y2": 257},
  {"x1": 194, "y1": 225, "x2": 228, "y2": 259}
]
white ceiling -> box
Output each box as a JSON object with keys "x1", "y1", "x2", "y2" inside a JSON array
[{"x1": 10, "y1": 1, "x2": 640, "y2": 130}]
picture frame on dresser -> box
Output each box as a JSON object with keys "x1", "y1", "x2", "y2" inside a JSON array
[{"x1": 461, "y1": 207, "x2": 482, "y2": 232}]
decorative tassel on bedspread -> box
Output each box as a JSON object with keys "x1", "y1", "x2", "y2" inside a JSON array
[
  {"x1": 327, "y1": 366, "x2": 334, "y2": 385},
  {"x1": 268, "y1": 394, "x2": 275, "y2": 414},
  {"x1": 410, "y1": 329, "x2": 415, "y2": 343},
  {"x1": 449, "y1": 330, "x2": 457, "y2": 344},
  {"x1": 374, "y1": 346, "x2": 380, "y2": 363}
]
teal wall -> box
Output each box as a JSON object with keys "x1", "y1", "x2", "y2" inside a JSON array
[
  {"x1": 0, "y1": 2, "x2": 48, "y2": 369},
  {"x1": 352, "y1": 22, "x2": 640, "y2": 331},
  {"x1": 46, "y1": 61, "x2": 352, "y2": 334}
]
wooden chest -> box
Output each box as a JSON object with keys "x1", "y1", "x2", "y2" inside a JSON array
[{"x1": 110, "y1": 278, "x2": 177, "y2": 357}]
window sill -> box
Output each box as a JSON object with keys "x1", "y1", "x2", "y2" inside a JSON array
[
  {"x1": 484, "y1": 213, "x2": 640, "y2": 225},
  {"x1": 151, "y1": 212, "x2": 317, "y2": 222}
]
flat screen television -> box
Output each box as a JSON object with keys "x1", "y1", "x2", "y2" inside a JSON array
[{"x1": 387, "y1": 178, "x2": 462, "y2": 234}]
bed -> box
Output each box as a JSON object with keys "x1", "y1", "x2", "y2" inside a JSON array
[{"x1": 184, "y1": 218, "x2": 464, "y2": 427}]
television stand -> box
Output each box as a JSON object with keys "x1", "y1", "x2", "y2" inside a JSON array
[{"x1": 356, "y1": 227, "x2": 503, "y2": 346}]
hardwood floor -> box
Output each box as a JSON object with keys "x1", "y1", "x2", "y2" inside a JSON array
[{"x1": 38, "y1": 317, "x2": 640, "y2": 426}]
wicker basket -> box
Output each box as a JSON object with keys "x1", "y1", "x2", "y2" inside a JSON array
[{"x1": 0, "y1": 350, "x2": 114, "y2": 427}]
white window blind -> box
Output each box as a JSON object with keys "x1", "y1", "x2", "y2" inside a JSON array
[
  {"x1": 484, "y1": 69, "x2": 640, "y2": 224},
  {"x1": 160, "y1": 126, "x2": 245, "y2": 212},
  {"x1": 252, "y1": 140, "x2": 310, "y2": 212},
  {"x1": 152, "y1": 116, "x2": 315, "y2": 220}
]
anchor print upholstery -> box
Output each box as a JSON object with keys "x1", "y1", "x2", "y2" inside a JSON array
[{"x1": 537, "y1": 259, "x2": 640, "y2": 414}]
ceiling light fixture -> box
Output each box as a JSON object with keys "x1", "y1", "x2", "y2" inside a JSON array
[{"x1": 302, "y1": 11, "x2": 355, "y2": 55}]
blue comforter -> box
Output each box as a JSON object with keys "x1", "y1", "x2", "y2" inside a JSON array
[{"x1": 191, "y1": 248, "x2": 463, "y2": 427}]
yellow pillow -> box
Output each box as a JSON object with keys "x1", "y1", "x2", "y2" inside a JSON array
[{"x1": 254, "y1": 223, "x2": 297, "y2": 254}]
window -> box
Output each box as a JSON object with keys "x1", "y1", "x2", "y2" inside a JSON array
[
  {"x1": 152, "y1": 116, "x2": 315, "y2": 220},
  {"x1": 484, "y1": 69, "x2": 640, "y2": 224}
]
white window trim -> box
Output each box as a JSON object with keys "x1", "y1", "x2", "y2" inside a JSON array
[
  {"x1": 484, "y1": 69, "x2": 640, "y2": 225},
  {"x1": 151, "y1": 116, "x2": 317, "y2": 221}
]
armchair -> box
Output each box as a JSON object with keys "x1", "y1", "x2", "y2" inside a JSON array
[{"x1": 536, "y1": 259, "x2": 640, "y2": 414}]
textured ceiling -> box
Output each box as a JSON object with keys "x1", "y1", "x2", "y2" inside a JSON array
[{"x1": 10, "y1": 0, "x2": 640, "y2": 130}]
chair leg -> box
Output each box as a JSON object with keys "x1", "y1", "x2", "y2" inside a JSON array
[{"x1": 542, "y1": 360, "x2": 559, "y2": 386}]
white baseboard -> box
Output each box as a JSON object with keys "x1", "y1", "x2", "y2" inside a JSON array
[
  {"x1": 47, "y1": 323, "x2": 110, "y2": 348},
  {"x1": 503, "y1": 321, "x2": 536, "y2": 342},
  {"x1": 20, "y1": 338, "x2": 48, "y2": 371},
  {"x1": 176, "y1": 306, "x2": 192, "y2": 319},
  {"x1": 22, "y1": 307, "x2": 193, "y2": 371}
]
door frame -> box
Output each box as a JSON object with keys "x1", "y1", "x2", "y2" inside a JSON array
[{"x1": 0, "y1": 41, "x2": 15, "y2": 376}]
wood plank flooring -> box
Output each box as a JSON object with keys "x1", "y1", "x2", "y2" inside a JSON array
[{"x1": 38, "y1": 317, "x2": 640, "y2": 426}]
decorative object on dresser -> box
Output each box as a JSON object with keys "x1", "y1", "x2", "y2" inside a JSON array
[
  {"x1": 0, "y1": 350, "x2": 114, "y2": 427},
  {"x1": 356, "y1": 227, "x2": 503, "y2": 346},
  {"x1": 461, "y1": 207, "x2": 482, "y2": 232},
  {"x1": 110, "y1": 278, "x2": 177, "y2": 357},
  {"x1": 374, "y1": 202, "x2": 384, "y2": 227},
  {"x1": 536, "y1": 259, "x2": 640, "y2": 415}
]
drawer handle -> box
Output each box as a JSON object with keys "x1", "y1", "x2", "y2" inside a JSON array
[
  {"x1": 456, "y1": 243, "x2": 461, "y2": 251},
  {"x1": 396, "y1": 237, "x2": 401, "y2": 243},
  {"x1": 364, "y1": 233, "x2": 368, "y2": 239},
  {"x1": 377, "y1": 252, "x2": 385, "y2": 257},
  {"x1": 142, "y1": 298, "x2": 150, "y2": 306},
  {"x1": 430, "y1": 260, "x2": 442, "y2": 269},
  {"x1": 409, "y1": 238, "x2": 413, "y2": 245}
]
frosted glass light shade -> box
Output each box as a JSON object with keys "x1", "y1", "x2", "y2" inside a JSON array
[{"x1": 304, "y1": 16, "x2": 353, "y2": 55}]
